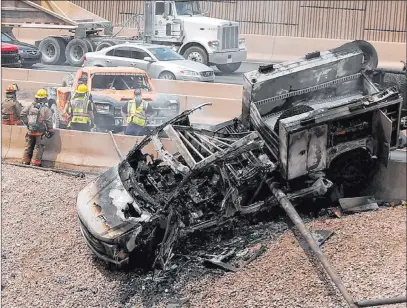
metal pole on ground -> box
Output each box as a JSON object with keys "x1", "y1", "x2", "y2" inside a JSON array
[{"x1": 266, "y1": 179, "x2": 357, "y2": 308}]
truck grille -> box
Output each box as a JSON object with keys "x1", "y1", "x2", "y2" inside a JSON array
[{"x1": 220, "y1": 25, "x2": 239, "y2": 50}]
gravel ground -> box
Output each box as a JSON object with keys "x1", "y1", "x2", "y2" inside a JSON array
[
  {"x1": 182, "y1": 207, "x2": 406, "y2": 308},
  {"x1": 2, "y1": 163, "x2": 406, "y2": 308}
]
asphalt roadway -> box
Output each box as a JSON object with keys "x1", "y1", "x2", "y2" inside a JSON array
[{"x1": 29, "y1": 61, "x2": 269, "y2": 85}]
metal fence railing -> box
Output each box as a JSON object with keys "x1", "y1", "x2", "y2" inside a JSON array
[{"x1": 71, "y1": 0, "x2": 406, "y2": 42}]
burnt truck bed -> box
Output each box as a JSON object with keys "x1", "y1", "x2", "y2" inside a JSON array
[{"x1": 76, "y1": 41, "x2": 404, "y2": 270}]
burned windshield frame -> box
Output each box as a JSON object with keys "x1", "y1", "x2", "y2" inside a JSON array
[
  {"x1": 148, "y1": 47, "x2": 184, "y2": 61},
  {"x1": 90, "y1": 74, "x2": 152, "y2": 91},
  {"x1": 175, "y1": 1, "x2": 201, "y2": 16}
]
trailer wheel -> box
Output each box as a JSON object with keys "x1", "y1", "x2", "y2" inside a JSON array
[
  {"x1": 65, "y1": 39, "x2": 89, "y2": 67},
  {"x1": 39, "y1": 37, "x2": 66, "y2": 65},
  {"x1": 333, "y1": 40, "x2": 378, "y2": 70},
  {"x1": 96, "y1": 40, "x2": 116, "y2": 51},
  {"x1": 274, "y1": 105, "x2": 314, "y2": 135},
  {"x1": 183, "y1": 46, "x2": 208, "y2": 66},
  {"x1": 216, "y1": 62, "x2": 242, "y2": 73},
  {"x1": 82, "y1": 38, "x2": 96, "y2": 52}
]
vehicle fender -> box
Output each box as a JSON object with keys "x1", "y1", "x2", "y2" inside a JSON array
[{"x1": 179, "y1": 39, "x2": 213, "y2": 56}]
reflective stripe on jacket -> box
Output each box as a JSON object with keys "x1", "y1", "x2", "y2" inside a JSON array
[
  {"x1": 70, "y1": 95, "x2": 90, "y2": 124},
  {"x1": 127, "y1": 99, "x2": 148, "y2": 126},
  {"x1": 2, "y1": 97, "x2": 21, "y2": 125}
]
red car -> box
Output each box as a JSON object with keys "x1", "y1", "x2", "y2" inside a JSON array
[{"x1": 1, "y1": 42, "x2": 21, "y2": 68}]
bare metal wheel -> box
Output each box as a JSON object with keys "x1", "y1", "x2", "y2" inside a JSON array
[
  {"x1": 158, "y1": 71, "x2": 176, "y2": 80},
  {"x1": 183, "y1": 46, "x2": 208, "y2": 66}
]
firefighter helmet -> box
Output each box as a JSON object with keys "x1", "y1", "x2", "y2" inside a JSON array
[
  {"x1": 35, "y1": 88, "x2": 48, "y2": 99},
  {"x1": 76, "y1": 84, "x2": 88, "y2": 94},
  {"x1": 5, "y1": 84, "x2": 18, "y2": 93}
]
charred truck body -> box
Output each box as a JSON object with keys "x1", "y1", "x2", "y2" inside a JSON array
[{"x1": 76, "y1": 41, "x2": 404, "y2": 267}]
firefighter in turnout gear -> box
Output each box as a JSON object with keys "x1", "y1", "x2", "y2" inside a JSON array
[
  {"x1": 20, "y1": 88, "x2": 54, "y2": 166},
  {"x1": 65, "y1": 84, "x2": 95, "y2": 131},
  {"x1": 122, "y1": 89, "x2": 153, "y2": 136},
  {"x1": 2, "y1": 83, "x2": 22, "y2": 125}
]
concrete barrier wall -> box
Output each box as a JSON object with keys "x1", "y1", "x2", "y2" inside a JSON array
[
  {"x1": 367, "y1": 150, "x2": 407, "y2": 202},
  {"x1": 1, "y1": 68, "x2": 243, "y2": 100},
  {"x1": 242, "y1": 35, "x2": 406, "y2": 68},
  {"x1": 3, "y1": 125, "x2": 405, "y2": 200},
  {"x1": 2, "y1": 78, "x2": 243, "y2": 126},
  {"x1": 11, "y1": 28, "x2": 406, "y2": 68},
  {"x1": 1, "y1": 124, "x2": 178, "y2": 172}
]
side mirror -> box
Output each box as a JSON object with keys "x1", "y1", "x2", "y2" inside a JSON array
[{"x1": 144, "y1": 56, "x2": 154, "y2": 62}]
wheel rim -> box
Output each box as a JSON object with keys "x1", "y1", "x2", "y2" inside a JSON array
[
  {"x1": 160, "y1": 73, "x2": 175, "y2": 80},
  {"x1": 187, "y1": 51, "x2": 203, "y2": 63},
  {"x1": 45, "y1": 44, "x2": 56, "y2": 59},
  {"x1": 72, "y1": 45, "x2": 84, "y2": 61}
]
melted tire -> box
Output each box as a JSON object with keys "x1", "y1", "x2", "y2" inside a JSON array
[{"x1": 327, "y1": 148, "x2": 377, "y2": 198}]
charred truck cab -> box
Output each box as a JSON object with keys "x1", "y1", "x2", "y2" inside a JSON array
[{"x1": 76, "y1": 41, "x2": 404, "y2": 268}]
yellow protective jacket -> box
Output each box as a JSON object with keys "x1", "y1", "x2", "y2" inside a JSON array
[
  {"x1": 127, "y1": 99, "x2": 149, "y2": 126},
  {"x1": 69, "y1": 93, "x2": 91, "y2": 125}
]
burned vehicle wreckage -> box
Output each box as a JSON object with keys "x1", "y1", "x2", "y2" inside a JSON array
[{"x1": 77, "y1": 40, "x2": 405, "y2": 268}]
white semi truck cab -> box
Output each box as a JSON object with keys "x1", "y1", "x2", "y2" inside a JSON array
[
  {"x1": 2, "y1": 0, "x2": 246, "y2": 72},
  {"x1": 144, "y1": 0, "x2": 247, "y2": 73}
]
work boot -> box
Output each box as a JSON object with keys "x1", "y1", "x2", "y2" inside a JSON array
[
  {"x1": 31, "y1": 163, "x2": 42, "y2": 167},
  {"x1": 21, "y1": 161, "x2": 30, "y2": 165}
]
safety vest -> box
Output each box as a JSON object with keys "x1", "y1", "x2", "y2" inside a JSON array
[
  {"x1": 127, "y1": 99, "x2": 148, "y2": 126},
  {"x1": 27, "y1": 103, "x2": 46, "y2": 133},
  {"x1": 2, "y1": 97, "x2": 20, "y2": 125},
  {"x1": 70, "y1": 95, "x2": 90, "y2": 124}
]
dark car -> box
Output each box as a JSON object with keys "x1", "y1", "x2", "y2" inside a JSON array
[
  {"x1": 1, "y1": 42, "x2": 21, "y2": 68},
  {"x1": 1, "y1": 32, "x2": 41, "y2": 68}
]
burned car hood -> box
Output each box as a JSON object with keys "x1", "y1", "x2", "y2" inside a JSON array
[{"x1": 77, "y1": 164, "x2": 143, "y2": 243}]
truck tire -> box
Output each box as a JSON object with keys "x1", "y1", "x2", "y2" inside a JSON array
[
  {"x1": 65, "y1": 38, "x2": 89, "y2": 67},
  {"x1": 82, "y1": 38, "x2": 96, "y2": 52},
  {"x1": 62, "y1": 73, "x2": 75, "y2": 87},
  {"x1": 39, "y1": 37, "x2": 66, "y2": 65},
  {"x1": 96, "y1": 40, "x2": 116, "y2": 51},
  {"x1": 216, "y1": 62, "x2": 242, "y2": 73},
  {"x1": 274, "y1": 105, "x2": 314, "y2": 135},
  {"x1": 183, "y1": 46, "x2": 208, "y2": 66},
  {"x1": 327, "y1": 148, "x2": 376, "y2": 198},
  {"x1": 50, "y1": 103, "x2": 61, "y2": 129},
  {"x1": 333, "y1": 40, "x2": 378, "y2": 70}
]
